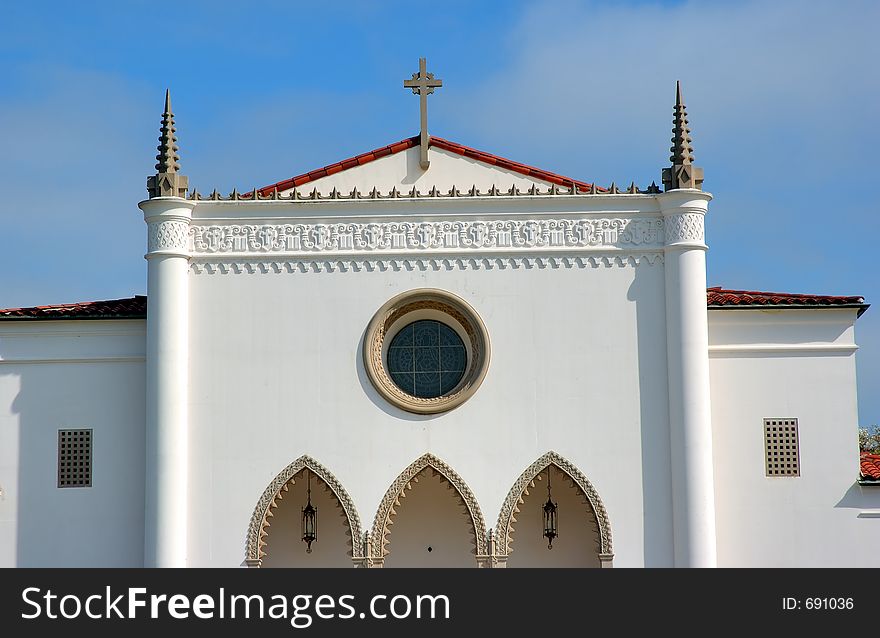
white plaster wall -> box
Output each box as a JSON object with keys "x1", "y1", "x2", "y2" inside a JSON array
[
  {"x1": 186, "y1": 248, "x2": 671, "y2": 567},
  {"x1": 283, "y1": 147, "x2": 558, "y2": 196},
  {"x1": 0, "y1": 321, "x2": 146, "y2": 567},
  {"x1": 708, "y1": 309, "x2": 880, "y2": 567}
]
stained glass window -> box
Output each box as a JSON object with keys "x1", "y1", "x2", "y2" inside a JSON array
[{"x1": 387, "y1": 320, "x2": 467, "y2": 398}]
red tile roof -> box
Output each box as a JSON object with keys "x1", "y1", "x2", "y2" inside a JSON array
[
  {"x1": 707, "y1": 287, "x2": 868, "y2": 315},
  {"x1": 860, "y1": 452, "x2": 880, "y2": 483},
  {"x1": 0, "y1": 296, "x2": 146, "y2": 319},
  {"x1": 429, "y1": 137, "x2": 599, "y2": 192},
  {"x1": 258, "y1": 136, "x2": 420, "y2": 195},
  {"x1": 0, "y1": 289, "x2": 868, "y2": 320},
  {"x1": 258, "y1": 135, "x2": 599, "y2": 196}
]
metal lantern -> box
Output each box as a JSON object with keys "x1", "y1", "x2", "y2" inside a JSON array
[
  {"x1": 542, "y1": 467, "x2": 558, "y2": 550},
  {"x1": 301, "y1": 470, "x2": 317, "y2": 553}
]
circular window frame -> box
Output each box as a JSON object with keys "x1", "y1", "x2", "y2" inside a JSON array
[{"x1": 364, "y1": 289, "x2": 490, "y2": 414}]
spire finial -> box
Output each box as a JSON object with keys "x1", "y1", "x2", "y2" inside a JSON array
[
  {"x1": 156, "y1": 89, "x2": 178, "y2": 173},
  {"x1": 662, "y1": 80, "x2": 703, "y2": 191},
  {"x1": 147, "y1": 89, "x2": 189, "y2": 198}
]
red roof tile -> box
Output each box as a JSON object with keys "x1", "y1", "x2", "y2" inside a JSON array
[
  {"x1": 258, "y1": 135, "x2": 599, "y2": 196},
  {"x1": 0, "y1": 296, "x2": 146, "y2": 319},
  {"x1": 860, "y1": 452, "x2": 880, "y2": 483},
  {"x1": 707, "y1": 287, "x2": 868, "y2": 315},
  {"x1": 429, "y1": 137, "x2": 600, "y2": 192},
  {"x1": 0, "y1": 289, "x2": 868, "y2": 321}
]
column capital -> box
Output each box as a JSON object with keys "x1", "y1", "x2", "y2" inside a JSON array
[
  {"x1": 657, "y1": 190, "x2": 712, "y2": 250},
  {"x1": 657, "y1": 188, "x2": 712, "y2": 214},
  {"x1": 139, "y1": 198, "x2": 195, "y2": 259},
  {"x1": 139, "y1": 196, "x2": 196, "y2": 221}
]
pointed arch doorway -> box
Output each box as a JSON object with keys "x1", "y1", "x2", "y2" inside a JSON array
[
  {"x1": 495, "y1": 452, "x2": 614, "y2": 568},
  {"x1": 244, "y1": 455, "x2": 363, "y2": 567},
  {"x1": 370, "y1": 454, "x2": 488, "y2": 568}
]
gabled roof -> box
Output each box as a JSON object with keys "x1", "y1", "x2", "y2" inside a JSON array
[
  {"x1": 707, "y1": 287, "x2": 869, "y2": 316},
  {"x1": 0, "y1": 296, "x2": 147, "y2": 320},
  {"x1": 258, "y1": 135, "x2": 599, "y2": 196},
  {"x1": 860, "y1": 452, "x2": 880, "y2": 485},
  {"x1": 1, "y1": 289, "x2": 867, "y2": 320}
]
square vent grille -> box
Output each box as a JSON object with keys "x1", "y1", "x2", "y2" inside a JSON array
[
  {"x1": 764, "y1": 418, "x2": 800, "y2": 477},
  {"x1": 58, "y1": 429, "x2": 92, "y2": 488}
]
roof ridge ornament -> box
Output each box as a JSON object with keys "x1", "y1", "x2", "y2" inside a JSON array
[
  {"x1": 147, "y1": 89, "x2": 189, "y2": 198},
  {"x1": 662, "y1": 81, "x2": 703, "y2": 191},
  {"x1": 403, "y1": 58, "x2": 442, "y2": 170}
]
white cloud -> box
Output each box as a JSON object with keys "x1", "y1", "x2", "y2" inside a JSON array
[{"x1": 442, "y1": 0, "x2": 880, "y2": 184}]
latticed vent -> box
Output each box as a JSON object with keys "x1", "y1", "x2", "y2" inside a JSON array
[
  {"x1": 764, "y1": 419, "x2": 800, "y2": 477},
  {"x1": 58, "y1": 429, "x2": 92, "y2": 488}
]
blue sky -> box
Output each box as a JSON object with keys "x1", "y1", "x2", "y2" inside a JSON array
[{"x1": 1, "y1": 0, "x2": 878, "y2": 425}]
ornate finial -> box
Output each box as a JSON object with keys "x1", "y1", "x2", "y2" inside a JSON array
[
  {"x1": 155, "y1": 90, "x2": 178, "y2": 174},
  {"x1": 662, "y1": 81, "x2": 703, "y2": 191},
  {"x1": 403, "y1": 58, "x2": 443, "y2": 170},
  {"x1": 147, "y1": 89, "x2": 189, "y2": 198},
  {"x1": 670, "y1": 81, "x2": 693, "y2": 166}
]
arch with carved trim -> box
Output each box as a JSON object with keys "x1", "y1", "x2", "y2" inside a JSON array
[
  {"x1": 245, "y1": 455, "x2": 363, "y2": 566},
  {"x1": 370, "y1": 453, "x2": 487, "y2": 563},
  {"x1": 495, "y1": 451, "x2": 613, "y2": 563}
]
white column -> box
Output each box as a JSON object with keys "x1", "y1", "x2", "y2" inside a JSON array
[
  {"x1": 139, "y1": 197, "x2": 194, "y2": 568},
  {"x1": 659, "y1": 190, "x2": 717, "y2": 568}
]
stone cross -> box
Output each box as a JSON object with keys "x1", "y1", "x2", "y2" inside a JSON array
[{"x1": 404, "y1": 57, "x2": 442, "y2": 170}]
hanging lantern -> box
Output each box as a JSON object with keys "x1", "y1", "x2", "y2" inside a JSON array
[
  {"x1": 542, "y1": 466, "x2": 558, "y2": 550},
  {"x1": 301, "y1": 469, "x2": 317, "y2": 553}
]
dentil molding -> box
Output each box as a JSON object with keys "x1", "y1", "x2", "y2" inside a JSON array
[{"x1": 190, "y1": 253, "x2": 664, "y2": 274}]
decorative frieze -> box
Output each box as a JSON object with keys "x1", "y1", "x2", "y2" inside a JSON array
[
  {"x1": 663, "y1": 212, "x2": 704, "y2": 245},
  {"x1": 190, "y1": 218, "x2": 664, "y2": 256},
  {"x1": 147, "y1": 220, "x2": 190, "y2": 253}
]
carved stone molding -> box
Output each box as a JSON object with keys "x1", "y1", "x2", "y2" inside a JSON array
[
  {"x1": 364, "y1": 290, "x2": 490, "y2": 415},
  {"x1": 370, "y1": 453, "x2": 487, "y2": 560},
  {"x1": 663, "y1": 212, "x2": 704, "y2": 245},
  {"x1": 495, "y1": 451, "x2": 613, "y2": 560},
  {"x1": 190, "y1": 253, "x2": 663, "y2": 274},
  {"x1": 148, "y1": 220, "x2": 190, "y2": 253},
  {"x1": 189, "y1": 218, "x2": 664, "y2": 256},
  {"x1": 188, "y1": 182, "x2": 662, "y2": 201},
  {"x1": 244, "y1": 455, "x2": 363, "y2": 565}
]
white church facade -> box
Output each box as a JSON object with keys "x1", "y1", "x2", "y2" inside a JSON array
[{"x1": 1, "y1": 64, "x2": 877, "y2": 568}]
